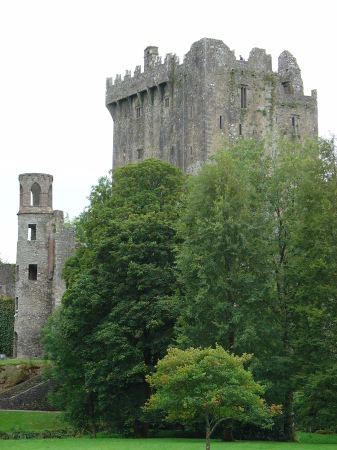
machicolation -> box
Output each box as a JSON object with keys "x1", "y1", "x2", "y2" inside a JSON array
[{"x1": 106, "y1": 38, "x2": 318, "y2": 173}]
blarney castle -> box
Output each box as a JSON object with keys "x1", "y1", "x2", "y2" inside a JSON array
[
  {"x1": 106, "y1": 38, "x2": 318, "y2": 173},
  {"x1": 6, "y1": 38, "x2": 317, "y2": 358}
]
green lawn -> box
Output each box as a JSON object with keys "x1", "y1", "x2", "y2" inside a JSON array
[
  {"x1": 1, "y1": 411, "x2": 337, "y2": 449},
  {"x1": 1, "y1": 436, "x2": 337, "y2": 450},
  {"x1": 0, "y1": 359, "x2": 45, "y2": 365},
  {"x1": 0, "y1": 411, "x2": 67, "y2": 432}
]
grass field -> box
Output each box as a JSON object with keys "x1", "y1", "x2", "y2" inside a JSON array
[
  {"x1": 0, "y1": 411, "x2": 67, "y2": 432},
  {"x1": 1, "y1": 436, "x2": 337, "y2": 450},
  {"x1": 1, "y1": 411, "x2": 337, "y2": 449},
  {"x1": 0, "y1": 359, "x2": 45, "y2": 365}
]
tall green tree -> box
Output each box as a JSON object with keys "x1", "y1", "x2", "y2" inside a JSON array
[
  {"x1": 175, "y1": 139, "x2": 280, "y2": 439},
  {"x1": 42, "y1": 159, "x2": 186, "y2": 436},
  {"x1": 283, "y1": 138, "x2": 337, "y2": 432},
  {"x1": 262, "y1": 137, "x2": 337, "y2": 434},
  {"x1": 175, "y1": 137, "x2": 337, "y2": 438},
  {"x1": 175, "y1": 140, "x2": 273, "y2": 353}
]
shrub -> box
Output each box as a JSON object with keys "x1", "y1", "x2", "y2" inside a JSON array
[{"x1": 0, "y1": 295, "x2": 14, "y2": 356}]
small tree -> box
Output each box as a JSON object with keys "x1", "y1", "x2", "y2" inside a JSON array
[{"x1": 144, "y1": 345, "x2": 278, "y2": 450}]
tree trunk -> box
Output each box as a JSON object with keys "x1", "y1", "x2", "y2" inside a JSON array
[
  {"x1": 92, "y1": 422, "x2": 97, "y2": 439},
  {"x1": 205, "y1": 414, "x2": 211, "y2": 450},
  {"x1": 284, "y1": 391, "x2": 296, "y2": 441},
  {"x1": 222, "y1": 425, "x2": 234, "y2": 441},
  {"x1": 90, "y1": 393, "x2": 97, "y2": 438},
  {"x1": 132, "y1": 420, "x2": 149, "y2": 438}
]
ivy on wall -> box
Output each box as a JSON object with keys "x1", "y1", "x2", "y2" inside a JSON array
[{"x1": 0, "y1": 295, "x2": 14, "y2": 356}]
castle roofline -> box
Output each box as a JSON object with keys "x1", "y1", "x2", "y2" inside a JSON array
[{"x1": 19, "y1": 173, "x2": 53, "y2": 179}]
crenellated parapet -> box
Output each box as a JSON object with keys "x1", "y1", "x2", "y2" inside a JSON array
[
  {"x1": 106, "y1": 51, "x2": 180, "y2": 105},
  {"x1": 106, "y1": 38, "x2": 318, "y2": 173}
]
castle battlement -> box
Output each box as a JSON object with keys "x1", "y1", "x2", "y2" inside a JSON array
[
  {"x1": 106, "y1": 38, "x2": 318, "y2": 173},
  {"x1": 106, "y1": 51, "x2": 180, "y2": 104}
]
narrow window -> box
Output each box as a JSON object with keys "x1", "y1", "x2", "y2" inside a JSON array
[
  {"x1": 241, "y1": 87, "x2": 247, "y2": 108},
  {"x1": 239, "y1": 124, "x2": 242, "y2": 136},
  {"x1": 28, "y1": 264, "x2": 37, "y2": 281},
  {"x1": 30, "y1": 182, "x2": 41, "y2": 206},
  {"x1": 136, "y1": 106, "x2": 141, "y2": 118},
  {"x1": 291, "y1": 116, "x2": 299, "y2": 135},
  {"x1": 164, "y1": 97, "x2": 169, "y2": 108},
  {"x1": 28, "y1": 224, "x2": 36, "y2": 241},
  {"x1": 219, "y1": 116, "x2": 222, "y2": 129},
  {"x1": 15, "y1": 297, "x2": 18, "y2": 313},
  {"x1": 190, "y1": 146, "x2": 193, "y2": 155},
  {"x1": 170, "y1": 146, "x2": 174, "y2": 157},
  {"x1": 137, "y1": 148, "x2": 143, "y2": 159}
]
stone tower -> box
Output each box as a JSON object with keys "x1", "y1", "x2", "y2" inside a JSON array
[
  {"x1": 106, "y1": 38, "x2": 318, "y2": 173},
  {"x1": 14, "y1": 173, "x2": 75, "y2": 358}
]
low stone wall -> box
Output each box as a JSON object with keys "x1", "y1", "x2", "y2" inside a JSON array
[{"x1": 0, "y1": 376, "x2": 56, "y2": 410}]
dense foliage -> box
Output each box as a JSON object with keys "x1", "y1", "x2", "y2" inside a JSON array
[
  {"x1": 0, "y1": 295, "x2": 14, "y2": 356},
  {"x1": 175, "y1": 137, "x2": 337, "y2": 436},
  {"x1": 41, "y1": 159, "x2": 186, "y2": 437},
  {"x1": 41, "y1": 137, "x2": 337, "y2": 439}
]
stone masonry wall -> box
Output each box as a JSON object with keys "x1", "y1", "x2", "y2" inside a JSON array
[
  {"x1": 14, "y1": 174, "x2": 75, "y2": 359},
  {"x1": 106, "y1": 38, "x2": 318, "y2": 173},
  {"x1": 0, "y1": 264, "x2": 15, "y2": 298},
  {"x1": 0, "y1": 376, "x2": 56, "y2": 411}
]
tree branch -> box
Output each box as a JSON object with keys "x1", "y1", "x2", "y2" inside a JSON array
[{"x1": 210, "y1": 417, "x2": 228, "y2": 436}]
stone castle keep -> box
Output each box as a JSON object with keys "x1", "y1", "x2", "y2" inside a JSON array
[
  {"x1": 106, "y1": 38, "x2": 318, "y2": 173},
  {"x1": 0, "y1": 38, "x2": 318, "y2": 358},
  {"x1": 14, "y1": 174, "x2": 75, "y2": 358}
]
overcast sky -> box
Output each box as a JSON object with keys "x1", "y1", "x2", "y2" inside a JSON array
[{"x1": 0, "y1": 0, "x2": 336, "y2": 262}]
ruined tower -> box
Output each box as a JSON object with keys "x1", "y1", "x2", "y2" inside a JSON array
[
  {"x1": 14, "y1": 174, "x2": 75, "y2": 358},
  {"x1": 106, "y1": 38, "x2": 318, "y2": 173}
]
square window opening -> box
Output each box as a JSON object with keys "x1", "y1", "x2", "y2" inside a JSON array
[{"x1": 28, "y1": 264, "x2": 37, "y2": 281}]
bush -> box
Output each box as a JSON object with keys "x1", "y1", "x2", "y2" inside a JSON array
[
  {"x1": 6, "y1": 361, "x2": 40, "y2": 388},
  {"x1": 0, "y1": 428, "x2": 77, "y2": 440},
  {"x1": 0, "y1": 295, "x2": 14, "y2": 356}
]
